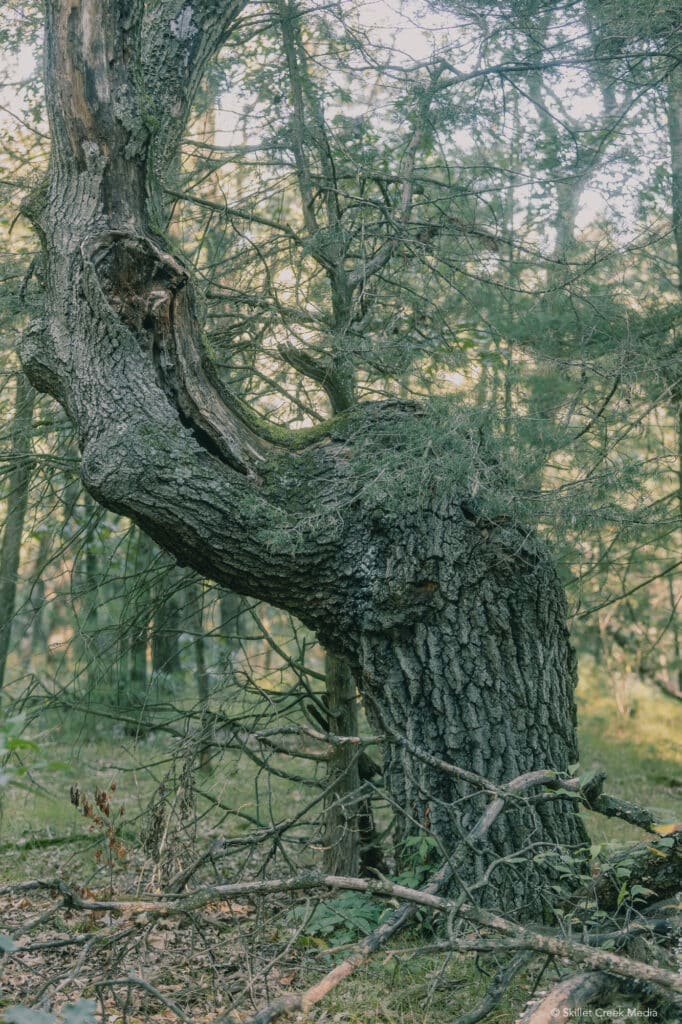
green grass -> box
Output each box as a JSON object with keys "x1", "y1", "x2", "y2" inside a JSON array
[
  {"x1": 3, "y1": 658, "x2": 681, "y2": 867},
  {"x1": 290, "y1": 952, "x2": 534, "y2": 1024},
  {"x1": 577, "y1": 658, "x2": 682, "y2": 844}
]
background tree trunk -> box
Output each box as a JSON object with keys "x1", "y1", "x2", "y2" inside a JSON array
[
  {"x1": 0, "y1": 374, "x2": 35, "y2": 695},
  {"x1": 120, "y1": 527, "x2": 153, "y2": 725},
  {"x1": 77, "y1": 491, "x2": 102, "y2": 691},
  {"x1": 322, "y1": 653, "x2": 362, "y2": 876},
  {"x1": 189, "y1": 579, "x2": 212, "y2": 772},
  {"x1": 28, "y1": 529, "x2": 51, "y2": 657},
  {"x1": 219, "y1": 588, "x2": 248, "y2": 675},
  {"x1": 151, "y1": 560, "x2": 183, "y2": 678}
]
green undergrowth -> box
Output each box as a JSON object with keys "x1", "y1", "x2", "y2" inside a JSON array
[
  {"x1": 2, "y1": 660, "x2": 680, "y2": 874},
  {"x1": 577, "y1": 658, "x2": 682, "y2": 844},
  {"x1": 0, "y1": 663, "x2": 679, "y2": 1023},
  {"x1": 293, "y1": 952, "x2": 533, "y2": 1024}
]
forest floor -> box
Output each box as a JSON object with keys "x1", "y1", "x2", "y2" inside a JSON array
[{"x1": 0, "y1": 663, "x2": 681, "y2": 1024}]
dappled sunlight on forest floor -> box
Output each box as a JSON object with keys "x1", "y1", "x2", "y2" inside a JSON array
[{"x1": 577, "y1": 662, "x2": 682, "y2": 844}]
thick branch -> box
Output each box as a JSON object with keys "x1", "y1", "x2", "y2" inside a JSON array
[
  {"x1": 22, "y1": 0, "x2": 379, "y2": 620},
  {"x1": 519, "y1": 973, "x2": 619, "y2": 1024},
  {"x1": 141, "y1": 0, "x2": 249, "y2": 196}
]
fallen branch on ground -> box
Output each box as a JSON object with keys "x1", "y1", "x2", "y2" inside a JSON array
[
  {"x1": 518, "y1": 972, "x2": 619, "y2": 1023},
  {"x1": 4, "y1": 768, "x2": 680, "y2": 1024}
]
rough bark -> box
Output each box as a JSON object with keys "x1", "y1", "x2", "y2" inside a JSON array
[
  {"x1": 22, "y1": 0, "x2": 588, "y2": 915},
  {"x1": 0, "y1": 374, "x2": 36, "y2": 694},
  {"x1": 356, "y1": 508, "x2": 586, "y2": 913}
]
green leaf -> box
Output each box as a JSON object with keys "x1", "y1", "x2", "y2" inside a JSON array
[
  {"x1": 630, "y1": 885, "x2": 655, "y2": 898},
  {"x1": 0, "y1": 934, "x2": 17, "y2": 952},
  {"x1": 5, "y1": 737, "x2": 40, "y2": 752}
]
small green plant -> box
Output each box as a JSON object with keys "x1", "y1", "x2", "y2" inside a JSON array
[
  {"x1": 395, "y1": 834, "x2": 440, "y2": 889},
  {"x1": 606, "y1": 840, "x2": 672, "y2": 911},
  {"x1": 288, "y1": 892, "x2": 384, "y2": 946},
  {"x1": 0, "y1": 716, "x2": 40, "y2": 791}
]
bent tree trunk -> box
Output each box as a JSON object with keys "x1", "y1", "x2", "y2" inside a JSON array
[
  {"x1": 22, "y1": 0, "x2": 587, "y2": 916},
  {"x1": 357, "y1": 511, "x2": 585, "y2": 912}
]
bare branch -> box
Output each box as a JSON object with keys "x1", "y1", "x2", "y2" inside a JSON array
[{"x1": 518, "y1": 973, "x2": 618, "y2": 1024}]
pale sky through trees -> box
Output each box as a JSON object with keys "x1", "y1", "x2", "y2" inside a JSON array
[{"x1": 0, "y1": 0, "x2": 642, "y2": 239}]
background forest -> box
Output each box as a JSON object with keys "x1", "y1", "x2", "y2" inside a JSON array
[{"x1": 0, "y1": 0, "x2": 681, "y2": 1022}]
